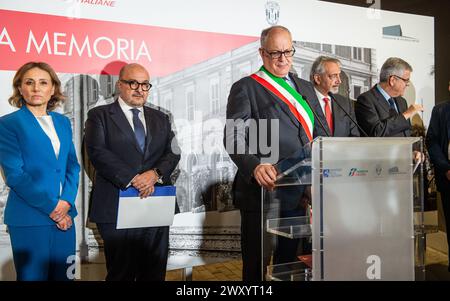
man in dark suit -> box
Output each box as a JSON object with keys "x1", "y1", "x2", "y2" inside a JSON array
[
  {"x1": 84, "y1": 63, "x2": 180, "y2": 281},
  {"x1": 309, "y1": 56, "x2": 360, "y2": 137},
  {"x1": 426, "y1": 86, "x2": 450, "y2": 271},
  {"x1": 355, "y1": 57, "x2": 423, "y2": 137},
  {"x1": 224, "y1": 26, "x2": 318, "y2": 281}
]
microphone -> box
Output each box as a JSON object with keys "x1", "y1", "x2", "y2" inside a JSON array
[
  {"x1": 300, "y1": 94, "x2": 330, "y2": 137},
  {"x1": 328, "y1": 92, "x2": 369, "y2": 137}
]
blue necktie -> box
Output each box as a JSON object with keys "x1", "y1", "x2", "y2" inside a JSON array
[
  {"x1": 131, "y1": 108, "x2": 146, "y2": 152},
  {"x1": 388, "y1": 98, "x2": 398, "y2": 113}
]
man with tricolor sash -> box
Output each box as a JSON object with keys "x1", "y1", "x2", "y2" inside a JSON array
[{"x1": 224, "y1": 26, "x2": 320, "y2": 281}]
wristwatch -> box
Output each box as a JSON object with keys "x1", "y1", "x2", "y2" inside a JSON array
[{"x1": 152, "y1": 168, "x2": 163, "y2": 184}]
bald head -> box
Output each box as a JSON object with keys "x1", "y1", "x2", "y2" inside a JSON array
[
  {"x1": 119, "y1": 63, "x2": 150, "y2": 80},
  {"x1": 117, "y1": 63, "x2": 151, "y2": 107},
  {"x1": 260, "y1": 25, "x2": 292, "y2": 48}
]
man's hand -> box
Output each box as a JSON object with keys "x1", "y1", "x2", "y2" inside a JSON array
[
  {"x1": 446, "y1": 170, "x2": 450, "y2": 181},
  {"x1": 131, "y1": 170, "x2": 159, "y2": 198},
  {"x1": 50, "y1": 200, "x2": 71, "y2": 223},
  {"x1": 56, "y1": 215, "x2": 72, "y2": 231},
  {"x1": 253, "y1": 164, "x2": 278, "y2": 191},
  {"x1": 402, "y1": 104, "x2": 424, "y2": 120},
  {"x1": 413, "y1": 151, "x2": 424, "y2": 164}
]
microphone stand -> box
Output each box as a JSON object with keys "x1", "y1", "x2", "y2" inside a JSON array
[
  {"x1": 301, "y1": 94, "x2": 330, "y2": 138},
  {"x1": 328, "y1": 92, "x2": 369, "y2": 137}
]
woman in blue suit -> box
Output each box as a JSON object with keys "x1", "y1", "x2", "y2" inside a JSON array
[{"x1": 0, "y1": 62, "x2": 80, "y2": 281}]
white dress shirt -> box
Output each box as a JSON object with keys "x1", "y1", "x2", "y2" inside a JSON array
[
  {"x1": 314, "y1": 88, "x2": 332, "y2": 115},
  {"x1": 117, "y1": 97, "x2": 148, "y2": 187},
  {"x1": 35, "y1": 115, "x2": 60, "y2": 159},
  {"x1": 118, "y1": 96, "x2": 147, "y2": 134},
  {"x1": 36, "y1": 115, "x2": 62, "y2": 194}
]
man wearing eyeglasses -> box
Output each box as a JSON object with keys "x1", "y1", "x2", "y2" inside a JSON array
[
  {"x1": 355, "y1": 57, "x2": 423, "y2": 137},
  {"x1": 84, "y1": 63, "x2": 180, "y2": 281},
  {"x1": 309, "y1": 56, "x2": 360, "y2": 137},
  {"x1": 225, "y1": 26, "x2": 318, "y2": 281}
]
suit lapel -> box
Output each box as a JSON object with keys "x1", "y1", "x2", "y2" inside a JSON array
[
  {"x1": 393, "y1": 97, "x2": 406, "y2": 114},
  {"x1": 143, "y1": 106, "x2": 154, "y2": 160},
  {"x1": 372, "y1": 87, "x2": 392, "y2": 114},
  {"x1": 445, "y1": 104, "x2": 450, "y2": 142},
  {"x1": 331, "y1": 94, "x2": 346, "y2": 137},
  {"x1": 313, "y1": 94, "x2": 332, "y2": 136},
  {"x1": 21, "y1": 106, "x2": 60, "y2": 161},
  {"x1": 313, "y1": 93, "x2": 332, "y2": 136},
  {"x1": 109, "y1": 101, "x2": 143, "y2": 154},
  {"x1": 49, "y1": 113, "x2": 66, "y2": 160}
]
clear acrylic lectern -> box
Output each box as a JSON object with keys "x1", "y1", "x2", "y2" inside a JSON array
[{"x1": 262, "y1": 137, "x2": 425, "y2": 281}]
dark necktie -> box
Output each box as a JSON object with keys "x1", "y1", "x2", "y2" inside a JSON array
[
  {"x1": 131, "y1": 108, "x2": 146, "y2": 152},
  {"x1": 388, "y1": 98, "x2": 398, "y2": 113}
]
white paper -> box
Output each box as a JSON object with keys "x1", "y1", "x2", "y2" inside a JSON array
[{"x1": 116, "y1": 186, "x2": 176, "y2": 229}]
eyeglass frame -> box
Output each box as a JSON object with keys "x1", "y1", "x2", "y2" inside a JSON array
[
  {"x1": 261, "y1": 47, "x2": 296, "y2": 60},
  {"x1": 119, "y1": 79, "x2": 152, "y2": 91},
  {"x1": 391, "y1": 75, "x2": 410, "y2": 85}
]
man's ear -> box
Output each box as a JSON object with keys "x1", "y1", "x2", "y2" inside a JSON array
[
  {"x1": 313, "y1": 74, "x2": 321, "y2": 86},
  {"x1": 388, "y1": 76, "x2": 395, "y2": 87}
]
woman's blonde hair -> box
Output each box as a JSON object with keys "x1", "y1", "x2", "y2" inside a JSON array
[{"x1": 8, "y1": 61, "x2": 65, "y2": 111}]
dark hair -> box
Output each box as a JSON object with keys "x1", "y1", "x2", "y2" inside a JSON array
[{"x1": 8, "y1": 61, "x2": 65, "y2": 111}]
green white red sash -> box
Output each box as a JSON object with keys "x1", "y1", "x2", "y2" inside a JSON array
[{"x1": 250, "y1": 66, "x2": 314, "y2": 142}]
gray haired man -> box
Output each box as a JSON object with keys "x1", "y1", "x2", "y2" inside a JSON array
[
  {"x1": 309, "y1": 56, "x2": 360, "y2": 137},
  {"x1": 355, "y1": 57, "x2": 423, "y2": 137}
]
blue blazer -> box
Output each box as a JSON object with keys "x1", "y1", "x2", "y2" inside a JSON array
[{"x1": 0, "y1": 105, "x2": 80, "y2": 226}]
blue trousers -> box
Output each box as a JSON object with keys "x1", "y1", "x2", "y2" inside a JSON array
[{"x1": 8, "y1": 224, "x2": 76, "y2": 281}]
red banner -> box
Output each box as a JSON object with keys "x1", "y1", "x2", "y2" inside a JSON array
[{"x1": 0, "y1": 9, "x2": 258, "y2": 76}]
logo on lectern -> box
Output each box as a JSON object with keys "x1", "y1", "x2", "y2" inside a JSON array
[
  {"x1": 375, "y1": 164, "x2": 382, "y2": 176},
  {"x1": 323, "y1": 168, "x2": 342, "y2": 178},
  {"x1": 348, "y1": 168, "x2": 368, "y2": 177},
  {"x1": 389, "y1": 166, "x2": 407, "y2": 175}
]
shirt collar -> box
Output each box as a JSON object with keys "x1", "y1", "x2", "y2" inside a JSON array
[
  {"x1": 314, "y1": 88, "x2": 329, "y2": 102},
  {"x1": 376, "y1": 84, "x2": 392, "y2": 101},
  {"x1": 118, "y1": 96, "x2": 144, "y2": 113}
]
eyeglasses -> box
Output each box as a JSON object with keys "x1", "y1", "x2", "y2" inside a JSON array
[
  {"x1": 392, "y1": 75, "x2": 410, "y2": 85},
  {"x1": 120, "y1": 79, "x2": 152, "y2": 91},
  {"x1": 262, "y1": 48, "x2": 296, "y2": 60}
]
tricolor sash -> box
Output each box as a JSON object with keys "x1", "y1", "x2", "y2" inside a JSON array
[{"x1": 250, "y1": 66, "x2": 314, "y2": 142}]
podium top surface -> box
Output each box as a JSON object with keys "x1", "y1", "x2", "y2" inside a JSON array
[{"x1": 314, "y1": 137, "x2": 421, "y2": 145}]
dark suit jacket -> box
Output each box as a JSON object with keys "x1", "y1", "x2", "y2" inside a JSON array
[
  {"x1": 224, "y1": 72, "x2": 318, "y2": 212},
  {"x1": 355, "y1": 85, "x2": 411, "y2": 137},
  {"x1": 308, "y1": 91, "x2": 360, "y2": 137},
  {"x1": 85, "y1": 101, "x2": 180, "y2": 223},
  {"x1": 426, "y1": 101, "x2": 450, "y2": 193}
]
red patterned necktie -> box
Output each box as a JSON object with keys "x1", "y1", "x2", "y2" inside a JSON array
[{"x1": 323, "y1": 97, "x2": 333, "y2": 135}]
